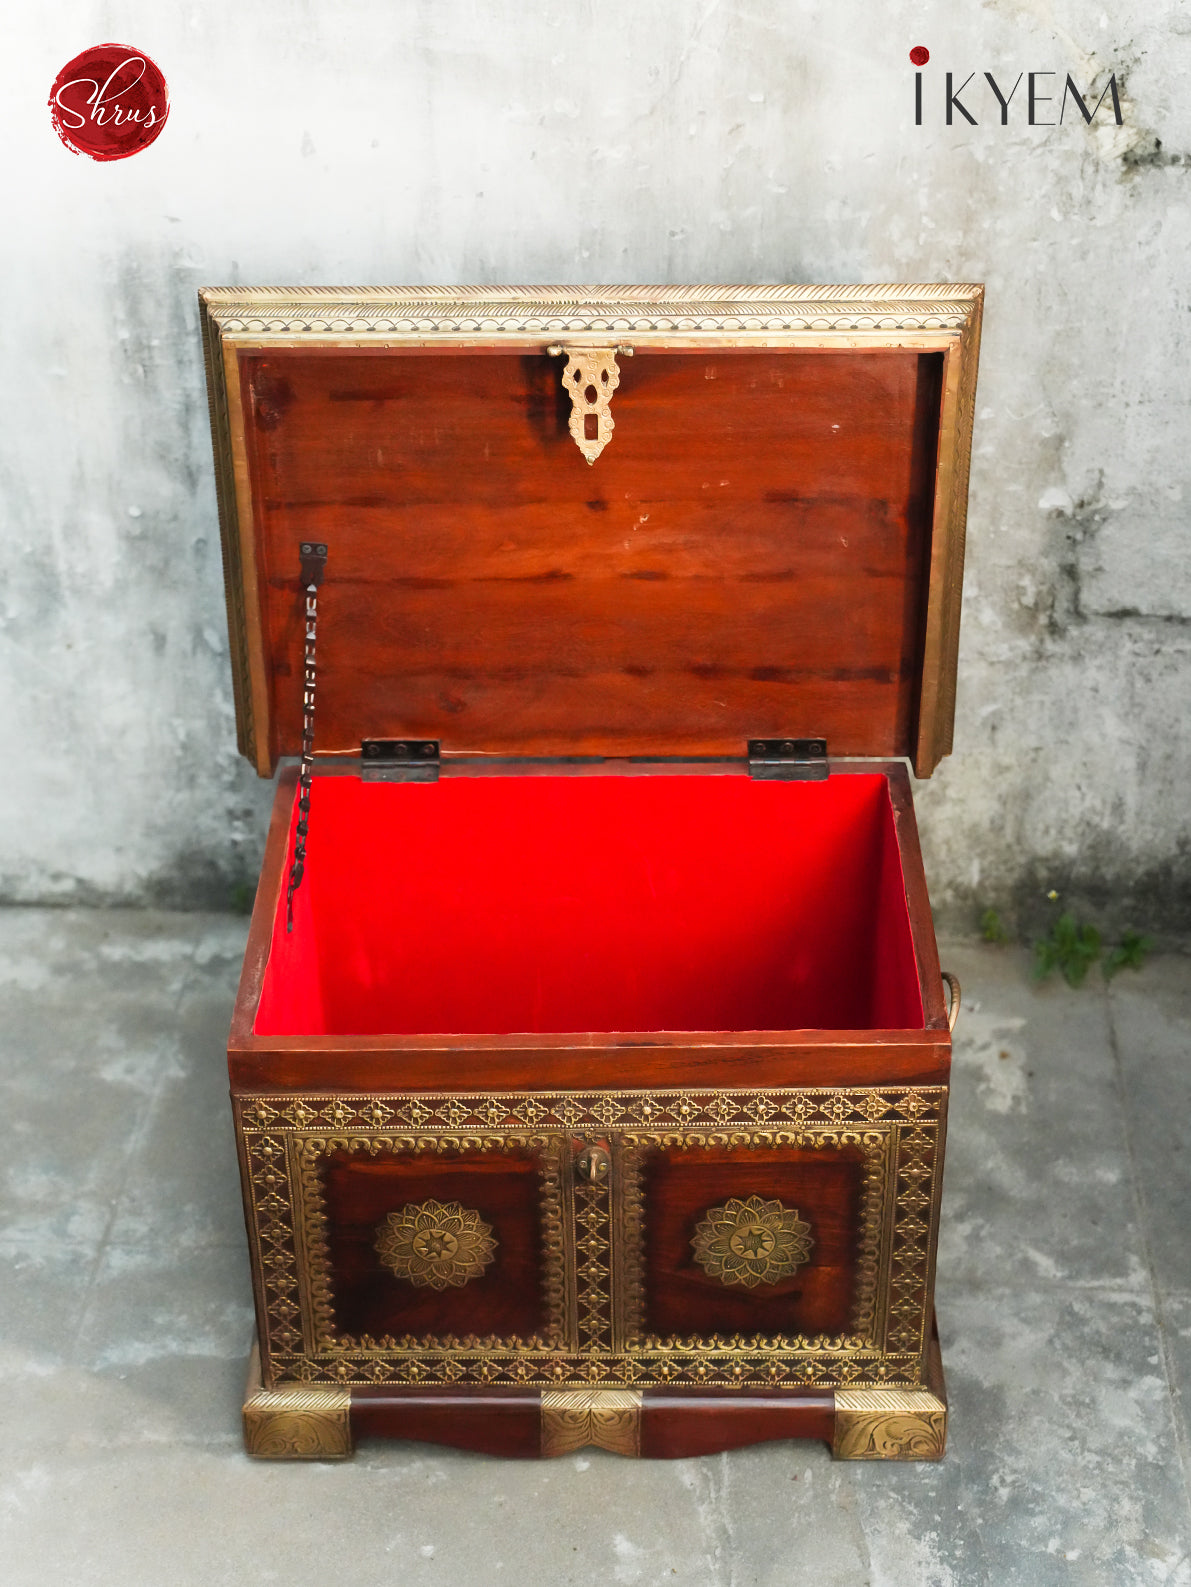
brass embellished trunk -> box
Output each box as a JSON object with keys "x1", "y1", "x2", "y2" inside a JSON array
[{"x1": 201, "y1": 284, "x2": 981, "y2": 1461}]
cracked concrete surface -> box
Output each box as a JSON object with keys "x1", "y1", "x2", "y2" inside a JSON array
[
  {"x1": 1, "y1": 5, "x2": 1189, "y2": 935},
  {"x1": 0, "y1": 908, "x2": 1188, "y2": 1586}
]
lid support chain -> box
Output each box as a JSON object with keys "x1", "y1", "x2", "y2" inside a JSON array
[{"x1": 286, "y1": 542, "x2": 326, "y2": 931}]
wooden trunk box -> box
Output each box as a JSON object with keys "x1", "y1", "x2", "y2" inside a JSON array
[{"x1": 199, "y1": 284, "x2": 982, "y2": 1461}]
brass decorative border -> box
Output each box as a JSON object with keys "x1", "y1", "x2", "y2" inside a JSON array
[
  {"x1": 240, "y1": 1086, "x2": 941, "y2": 1136},
  {"x1": 198, "y1": 283, "x2": 982, "y2": 774},
  {"x1": 296, "y1": 1133, "x2": 570, "y2": 1358},
  {"x1": 626, "y1": 1130, "x2": 891, "y2": 1353},
  {"x1": 615, "y1": 1142, "x2": 647, "y2": 1350},
  {"x1": 238, "y1": 1088, "x2": 943, "y2": 1390},
  {"x1": 574, "y1": 1166, "x2": 614, "y2": 1354}
]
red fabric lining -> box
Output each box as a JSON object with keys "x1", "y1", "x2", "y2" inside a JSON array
[{"x1": 254, "y1": 773, "x2": 924, "y2": 1036}]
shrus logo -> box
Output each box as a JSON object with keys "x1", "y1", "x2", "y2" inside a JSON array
[
  {"x1": 909, "y1": 45, "x2": 1122, "y2": 127},
  {"x1": 48, "y1": 43, "x2": 169, "y2": 161}
]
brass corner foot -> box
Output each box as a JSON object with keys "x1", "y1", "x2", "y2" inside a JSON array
[
  {"x1": 831, "y1": 1335, "x2": 947, "y2": 1461},
  {"x1": 242, "y1": 1344, "x2": 353, "y2": 1460}
]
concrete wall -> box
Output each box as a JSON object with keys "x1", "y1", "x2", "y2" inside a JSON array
[{"x1": 3, "y1": 2, "x2": 1188, "y2": 938}]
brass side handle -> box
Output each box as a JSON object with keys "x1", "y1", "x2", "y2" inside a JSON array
[{"x1": 941, "y1": 971, "x2": 961, "y2": 1033}]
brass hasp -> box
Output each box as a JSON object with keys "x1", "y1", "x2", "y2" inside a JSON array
[{"x1": 547, "y1": 344, "x2": 633, "y2": 464}]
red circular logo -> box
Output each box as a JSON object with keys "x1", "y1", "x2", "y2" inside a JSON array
[
  {"x1": 49, "y1": 44, "x2": 169, "y2": 161},
  {"x1": 909, "y1": 45, "x2": 930, "y2": 67}
]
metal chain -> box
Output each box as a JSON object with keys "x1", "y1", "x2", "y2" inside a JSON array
[{"x1": 286, "y1": 543, "x2": 326, "y2": 931}]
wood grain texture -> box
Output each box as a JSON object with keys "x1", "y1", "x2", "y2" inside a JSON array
[
  {"x1": 914, "y1": 290, "x2": 983, "y2": 775},
  {"x1": 641, "y1": 1145, "x2": 864, "y2": 1339},
  {"x1": 229, "y1": 1039, "x2": 951, "y2": 1093},
  {"x1": 238, "y1": 347, "x2": 943, "y2": 766},
  {"x1": 344, "y1": 1385, "x2": 836, "y2": 1459},
  {"x1": 351, "y1": 1387, "x2": 544, "y2": 1457},
  {"x1": 640, "y1": 1389, "x2": 835, "y2": 1457},
  {"x1": 321, "y1": 1146, "x2": 547, "y2": 1342}
]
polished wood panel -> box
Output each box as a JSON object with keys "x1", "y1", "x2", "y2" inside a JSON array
[
  {"x1": 322, "y1": 1147, "x2": 547, "y2": 1342},
  {"x1": 639, "y1": 1389, "x2": 835, "y2": 1457},
  {"x1": 231, "y1": 1039, "x2": 951, "y2": 1094},
  {"x1": 351, "y1": 1387, "x2": 543, "y2": 1458},
  {"x1": 344, "y1": 1386, "x2": 836, "y2": 1459},
  {"x1": 239, "y1": 348, "x2": 943, "y2": 766},
  {"x1": 642, "y1": 1145, "x2": 864, "y2": 1339}
]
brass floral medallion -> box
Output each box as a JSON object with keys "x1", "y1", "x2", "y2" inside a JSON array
[
  {"x1": 375, "y1": 1199, "x2": 497, "y2": 1290},
  {"x1": 691, "y1": 1195, "x2": 813, "y2": 1288}
]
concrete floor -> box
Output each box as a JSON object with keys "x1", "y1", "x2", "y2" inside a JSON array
[{"x1": 1, "y1": 910, "x2": 1189, "y2": 1587}]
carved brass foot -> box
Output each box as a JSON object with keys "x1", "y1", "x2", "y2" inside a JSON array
[
  {"x1": 540, "y1": 1389, "x2": 643, "y2": 1457},
  {"x1": 831, "y1": 1332, "x2": 947, "y2": 1460},
  {"x1": 242, "y1": 1344, "x2": 353, "y2": 1459}
]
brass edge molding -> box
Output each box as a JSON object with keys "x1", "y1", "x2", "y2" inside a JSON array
[
  {"x1": 243, "y1": 1343, "x2": 353, "y2": 1459},
  {"x1": 541, "y1": 1389, "x2": 643, "y2": 1457},
  {"x1": 200, "y1": 283, "x2": 984, "y2": 303},
  {"x1": 832, "y1": 1337, "x2": 947, "y2": 1460},
  {"x1": 198, "y1": 283, "x2": 983, "y2": 337},
  {"x1": 936, "y1": 290, "x2": 983, "y2": 760},
  {"x1": 919, "y1": 1092, "x2": 950, "y2": 1372}
]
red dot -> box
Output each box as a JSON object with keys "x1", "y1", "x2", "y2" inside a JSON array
[{"x1": 909, "y1": 45, "x2": 930, "y2": 66}]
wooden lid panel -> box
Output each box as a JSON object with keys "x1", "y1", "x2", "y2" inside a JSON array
[
  {"x1": 200, "y1": 286, "x2": 983, "y2": 774},
  {"x1": 246, "y1": 347, "x2": 939, "y2": 764}
]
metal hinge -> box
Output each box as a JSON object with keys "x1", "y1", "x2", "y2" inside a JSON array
[
  {"x1": 747, "y1": 738, "x2": 829, "y2": 781},
  {"x1": 298, "y1": 541, "x2": 327, "y2": 589},
  {"x1": 361, "y1": 739, "x2": 441, "y2": 783}
]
